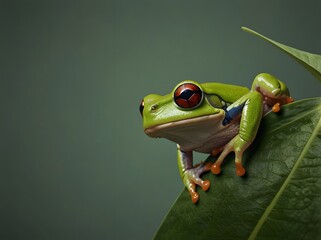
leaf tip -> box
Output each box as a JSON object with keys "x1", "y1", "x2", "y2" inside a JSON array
[
  {"x1": 241, "y1": 26, "x2": 250, "y2": 32},
  {"x1": 241, "y1": 26, "x2": 260, "y2": 37}
]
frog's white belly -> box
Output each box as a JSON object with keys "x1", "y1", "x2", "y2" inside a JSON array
[{"x1": 145, "y1": 113, "x2": 240, "y2": 153}]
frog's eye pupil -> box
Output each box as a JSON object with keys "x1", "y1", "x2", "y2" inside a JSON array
[
  {"x1": 139, "y1": 100, "x2": 144, "y2": 116},
  {"x1": 174, "y1": 83, "x2": 203, "y2": 109}
]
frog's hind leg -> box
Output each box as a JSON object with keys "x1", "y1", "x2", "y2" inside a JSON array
[
  {"x1": 252, "y1": 73, "x2": 293, "y2": 113},
  {"x1": 212, "y1": 74, "x2": 293, "y2": 176}
]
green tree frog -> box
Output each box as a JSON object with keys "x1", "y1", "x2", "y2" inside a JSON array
[{"x1": 140, "y1": 73, "x2": 293, "y2": 204}]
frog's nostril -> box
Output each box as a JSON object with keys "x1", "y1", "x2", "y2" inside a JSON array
[{"x1": 139, "y1": 100, "x2": 144, "y2": 116}]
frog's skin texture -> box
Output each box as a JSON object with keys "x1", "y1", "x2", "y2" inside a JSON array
[{"x1": 140, "y1": 73, "x2": 293, "y2": 204}]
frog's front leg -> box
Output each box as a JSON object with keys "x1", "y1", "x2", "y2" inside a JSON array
[
  {"x1": 177, "y1": 145, "x2": 211, "y2": 204},
  {"x1": 211, "y1": 91, "x2": 263, "y2": 176}
]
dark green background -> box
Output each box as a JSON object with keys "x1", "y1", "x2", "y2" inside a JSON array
[{"x1": 1, "y1": 0, "x2": 321, "y2": 239}]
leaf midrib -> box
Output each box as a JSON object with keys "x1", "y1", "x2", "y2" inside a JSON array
[{"x1": 248, "y1": 110, "x2": 321, "y2": 240}]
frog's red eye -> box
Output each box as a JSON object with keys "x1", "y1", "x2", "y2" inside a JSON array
[{"x1": 174, "y1": 83, "x2": 203, "y2": 109}]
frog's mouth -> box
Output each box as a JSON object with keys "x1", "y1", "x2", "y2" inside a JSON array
[
  {"x1": 145, "y1": 112, "x2": 242, "y2": 153},
  {"x1": 144, "y1": 112, "x2": 225, "y2": 139}
]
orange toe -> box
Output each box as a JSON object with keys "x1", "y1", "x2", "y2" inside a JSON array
[
  {"x1": 190, "y1": 192, "x2": 199, "y2": 204},
  {"x1": 236, "y1": 162, "x2": 246, "y2": 176},
  {"x1": 272, "y1": 103, "x2": 281, "y2": 112},
  {"x1": 211, "y1": 164, "x2": 221, "y2": 175},
  {"x1": 201, "y1": 180, "x2": 210, "y2": 191}
]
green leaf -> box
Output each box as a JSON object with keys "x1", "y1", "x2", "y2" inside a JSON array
[
  {"x1": 154, "y1": 98, "x2": 321, "y2": 240},
  {"x1": 242, "y1": 27, "x2": 321, "y2": 83}
]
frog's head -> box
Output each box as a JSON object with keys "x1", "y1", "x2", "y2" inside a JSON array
[{"x1": 140, "y1": 80, "x2": 223, "y2": 137}]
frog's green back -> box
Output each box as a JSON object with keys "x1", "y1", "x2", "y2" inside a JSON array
[{"x1": 202, "y1": 82, "x2": 250, "y2": 103}]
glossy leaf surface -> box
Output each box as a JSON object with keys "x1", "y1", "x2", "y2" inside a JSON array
[
  {"x1": 242, "y1": 27, "x2": 321, "y2": 83},
  {"x1": 154, "y1": 98, "x2": 321, "y2": 240}
]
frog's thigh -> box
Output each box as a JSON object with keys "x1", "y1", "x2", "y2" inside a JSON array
[{"x1": 251, "y1": 73, "x2": 282, "y2": 94}]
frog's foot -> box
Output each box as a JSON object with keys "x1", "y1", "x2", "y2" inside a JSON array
[
  {"x1": 211, "y1": 135, "x2": 249, "y2": 176},
  {"x1": 183, "y1": 162, "x2": 211, "y2": 204}
]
